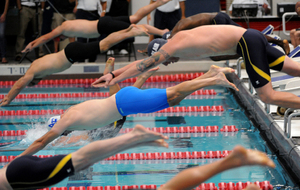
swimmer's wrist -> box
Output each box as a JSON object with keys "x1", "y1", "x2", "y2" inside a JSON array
[{"x1": 110, "y1": 72, "x2": 115, "y2": 78}]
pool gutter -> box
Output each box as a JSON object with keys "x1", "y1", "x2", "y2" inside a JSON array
[{"x1": 227, "y1": 73, "x2": 300, "y2": 186}]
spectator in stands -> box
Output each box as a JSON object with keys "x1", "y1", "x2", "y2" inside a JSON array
[{"x1": 0, "y1": 0, "x2": 9, "y2": 63}]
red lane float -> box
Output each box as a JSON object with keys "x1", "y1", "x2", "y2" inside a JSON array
[
  {"x1": 0, "y1": 106, "x2": 224, "y2": 117},
  {"x1": 13, "y1": 89, "x2": 216, "y2": 100},
  {"x1": 0, "y1": 73, "x2": 205, "y2": 88},
  {"x1": 48, "y1": 182, "x2": 272, "y2": 190}
]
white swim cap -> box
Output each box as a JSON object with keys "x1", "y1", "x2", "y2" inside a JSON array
[{"x1": 47, "y1": 115, "x2": 61, "y2": 128}]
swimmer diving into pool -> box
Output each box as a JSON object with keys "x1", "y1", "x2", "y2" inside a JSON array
[
  {"x1": 0, "y1": 125, "x2": 274, "y2": 190},
  {"x1": 93, "y1": 25, "x2": 300, "y2": 109},
  {"x1": 138, "y1": 12, "x2": 290, "y2": 56},
  {"x1": 21, "y1": 0, "x2": 170, "y2": 53},
  {"x1": 0, "y1": 24, "x2": 149, "y2": 107},
  {"x1": 17, "y1": 59, "x2": 238, "y2": 157}
]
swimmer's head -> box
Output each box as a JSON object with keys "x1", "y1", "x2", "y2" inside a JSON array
[
  {"x1": 147, "y1": 38, "x2": 168, "y2": 56},
  {"x1": 162, "y1": 31, "x2": 172, "y2": 40},
  {"x1": 47, "y1": 115, "x2": 61, "y2": 128}
]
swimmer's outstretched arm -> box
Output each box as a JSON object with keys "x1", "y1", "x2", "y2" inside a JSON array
[
  {"x1": 158, "y1": 146, "x2": 275, "y2": 190},
  {"x1": 0, "y1": 70, "x2": 35, "y2": 107},
  {"x1": 92, "y1": 48, "x2": 171, "y2": 88},
  {"x1": 18, "y1": 119, "x2": 68, "y2": 157},
  {"x1": 22, "y1": 25, "x2": 64, "y2": 53}
]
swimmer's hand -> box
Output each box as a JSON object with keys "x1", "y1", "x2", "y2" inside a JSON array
[
  {"x1": 0, "y1": 97, "x2": 10, "y2": 107},
  {"x1": 91, "y1": 73, "x2": 115, "y2": 88},
  {"x1": 22, "y1": 42, "x2": 34, "y2": 53}
]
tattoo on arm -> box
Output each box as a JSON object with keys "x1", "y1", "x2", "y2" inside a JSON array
[{"x1": 136, "y1": 49, "x2": 171, "y2": 72}]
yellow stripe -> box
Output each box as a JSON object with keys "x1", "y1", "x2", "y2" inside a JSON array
[
  {"x1": 10, "y1": 154, "x2": 72, "y2": 186},
  {"x1": 114, "y1": 121, "x2": 117, "y2": 128},
  {"x1": 48, "y1": 154, "x2": 72, "y2": 179},
  {"x1": 269, "y1": 55, "x2": 285, "y2": 68},
  {"x1": 240, "y1": 37, "x2": 271, "y2": 82},
  {"x1": 212, "y1": 19, "x2": 216, "y2": 25}
]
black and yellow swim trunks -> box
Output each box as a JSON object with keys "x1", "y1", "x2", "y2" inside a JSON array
[
  {"x1": 236, "y1": 28, "x2": 285, "y2": 88},
  {"x1": 6, "y1": 154, "x2": 74, "y2": 189}
]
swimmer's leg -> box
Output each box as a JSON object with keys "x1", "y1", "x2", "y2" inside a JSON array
[
  {"x1": 104, "y1": 57, "x2": 121, "y2": 96},
  {"x1": 166, "y1": 66, "x2": 238, "y2": 106},
  {"x1": 99, "y1": 25, "x2": 148, "y2": 53},
  {"x1": 139, "y1": 24, "x2": 169, "y2": 36},
  {"x1": 71, "y1": 124, "x2": 168, "y2": 171},
  {"x1": 158, "y1": 145, "x2": 275, "y2": 190}
]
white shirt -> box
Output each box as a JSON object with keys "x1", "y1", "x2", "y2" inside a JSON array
[
  {"x1": 21, "y1": 0, "x2": 36, "y2": 7},
  {"x1": 154, "y1": 0, "x2": 185, "y2": 13},
  {"x1": 77, "y1": 0, "x2": 107, "y2": 11},
  {"x1": 229, "y1": 0, "x2": 271, "y2": 11}
]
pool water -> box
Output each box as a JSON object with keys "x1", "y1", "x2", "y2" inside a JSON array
[{"x1": 0, "y1": 83, "x2": 296, "y2": 189}]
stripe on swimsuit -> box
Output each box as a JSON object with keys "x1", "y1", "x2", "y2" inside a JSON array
[{"x1": 238, "y1": 37, "x2": 271, "y2": 82}]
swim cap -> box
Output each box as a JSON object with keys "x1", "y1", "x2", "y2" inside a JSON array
[
  {"x1": 47, "y1": 115, "x2": 61, "y2": 128},
  {"x1": 162, "y1": 31, "x2": 172, "y2": 40},
  {"x1": 147, "y1": 38, "x2": 168, "y2": 56}
]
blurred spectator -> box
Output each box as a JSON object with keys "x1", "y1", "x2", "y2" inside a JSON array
[
  {"x1": 75, "y1": 0, "x2": 106, "y2": 62},
  {"x1": 290, "y1": 1, "x2": 300, "y2": 48},
  {"x1": 15, "y1": 0, "x2": 44, "y2": 61},
  {"x1": 228, "y1": 0, "x2": 271, "y2": 16},
  {"x1": 0, "y1": 0, "x2": 9, "y2": 63},
  {"x1": 52, "y1": 0, "x2": 76, "y2": 52},
  {"x1": 105, "y1": 0, "x2": 131, "y2": 55}
]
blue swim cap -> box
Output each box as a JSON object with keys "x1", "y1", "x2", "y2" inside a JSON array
[
  {"x1": 147, "y1": 38, "x2": 168, "y2": 56},
  {"x1": 47, "y1": 115, "x2": 61, "y2": 128},
  {"x1": 162, "y1": 31, "x2": 172, "y2": 40}
]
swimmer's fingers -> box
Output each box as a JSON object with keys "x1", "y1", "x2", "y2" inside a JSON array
[{"x1": 91, "y1": 74, "x2": 113, "y2": 88}]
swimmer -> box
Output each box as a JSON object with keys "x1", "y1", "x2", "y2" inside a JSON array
[
  {"x1": 94, "y1": 25, "x2": 300, "y2": 109},
  {"x1": 0, "y1": 24, "x2": 149, "y2": 107},
  {"x1": 0, "y1": 124, "x2": 169, "y2": 190},
  {"x1": 18, "y1": 63, "x2": 238, "y2": 157},
  {"x1": 0, "y1": 129, "x2": 275, "y2": 189},
  {"x1": 22, "y1": 0, "x2": 171, "y2": 53},
  {"x1": 138, "y1": 12, "x2": 290, "y2": 56},
  {"x1": 51, "y1": 57, "x2": 153, "y2": 145}
]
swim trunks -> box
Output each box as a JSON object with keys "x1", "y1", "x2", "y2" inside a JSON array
[
  {"x1": 97, "y1": 16, "x2": 131, "y2": 35},
  {"x1": 64, "y1": 41, "x2": 100, "y2": 63},
  {"x1": 236, "y1": 29, "x2": 285, "y2": 88},
  {"x1": 6, "y1": 154, "x2": 74, "y2": 189},
  {"x1": 211, "y1": 12, "x2": 241, "y2": 27},
  {"x1": 115, "y1": 86, "x2": 169, "y2": 116},
  {"x1": 88, "y1": 116, "x2": 127, "y2": 140}
]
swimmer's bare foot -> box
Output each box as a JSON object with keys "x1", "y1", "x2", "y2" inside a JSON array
[
  {"x1": 131, "y1": 24, "x2": 149, "y2": 37},
  {"x1": 283, "y1": 39, "x2": 290, "y2": 55},
  {"x1": 103, "y1": 57, "x2": 115, "y2": 75},
  {"x1": 198, "y1": 65, "x2": 235, "y2": 79},
  {"x1": 156, "y1": 0, "x2": 171, "y2": 6},
  {"x1": 131, "y1": 124, "x2": 169, "y2": 147},
  {"x1": 225, "y1": 145, "x2": 275, "y2": 168},
  {"x1": 214, "y1": 72, "x2": 239, "y2": 91},
  {"x1": 209, "y1": 65, "x2": 235, "y2": 76}
]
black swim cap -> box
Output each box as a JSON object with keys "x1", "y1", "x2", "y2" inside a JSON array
[{"x1": 147, "y1": 38, "x2": 168, "y2": 56}]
